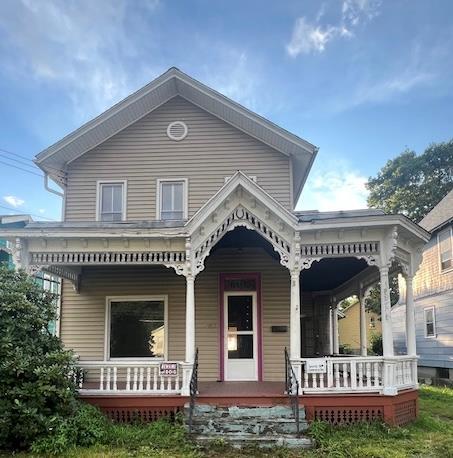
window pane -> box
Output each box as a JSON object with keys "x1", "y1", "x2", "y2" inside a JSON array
[
  {"x1": 161, "y1": 210, "x2": 184, "y2": 220},
  {"x1": 112, "y1": 185, "x2": 123, "y2": 212},
  {"x1": 228, "y1": 334, "x2": 253, "y2": 359},
  {"x1": 110, "y1": 300, "x2": 165, "y2": 358},
  {"x1": 228, "y1": 295, "x2": 253, "y2": 331},
  {"x1": 173, "y1": 183, "x2": 183, "y2": 211},
  {"x1": 101, "y1": 185, "x2": 113, "y2": 213},
  {"x1": 425, "y1": 309, "x2": 433, "y2": 323},
  {"x1": 439, "y1": 229, "x2": 452, "y2": 270},
  {"x1": 426, "y1": 322, "x2": 434, "y2": 337},
  {"x1": 161, "y1": 183, "x2": 173, "y2": 212}
]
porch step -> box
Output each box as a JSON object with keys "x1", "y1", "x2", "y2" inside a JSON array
[
  {"x1": 185, "y1": 404, "x2": 311, "y2": 449},
  {"x1": 193, "y1": 433, "x2": 313, "y2": 449}
]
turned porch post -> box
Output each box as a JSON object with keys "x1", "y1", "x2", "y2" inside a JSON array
[
  {"x1": 405, "y1": 274, "x2": 416, "y2": 357},
  {"x1": 290, "y1": 268, "x2": 301, "y2": 359},
  {"x1": 359, "y1": 288, "x2": 368, "y2": 356},
  {"x1": 331, "y1": 298, "x2": 339, "y2": 354},
  {"x1": 379, "y1": 265, "x2": 394, "y2": 357},
  {"x1": 185, "y1": 274, "x2": 196, "y2": 364}
]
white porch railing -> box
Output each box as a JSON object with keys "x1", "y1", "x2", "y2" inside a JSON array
[
  {"x1": 76, "y1": 361, "x2": 193, "y2": 396},
  {"x1": 291, "y1": 356, "x2": 418, "y2": 395}
]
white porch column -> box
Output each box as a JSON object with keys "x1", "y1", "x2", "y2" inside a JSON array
[
  {"x1": 332, "y1": 306, "x2": 339, "y2": 355},
  {"x1": 185, "y1": 274, "x2": 196, "y2": 364},
  {"x1": 359, "y1": 290, "x2": 368, "y2": 356},
  {"x1": 379, "y1": 266, "x2": 394, "y2": 357},
  {"x1": 328, "y1": 305, "x2": 334, "y2": 355},
  {"x1": 290, "y1": 269, "x2": 301, "y2": 359},
  {"x1": 405, "y1": 274, "x2": 416, "y2": 357}
]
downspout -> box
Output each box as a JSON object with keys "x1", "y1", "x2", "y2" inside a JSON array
[{"x1": 44, "y1": 173, "x2": 66, "y2": 220}]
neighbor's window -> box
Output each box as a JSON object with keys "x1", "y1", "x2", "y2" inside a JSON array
[
  {"x1": 424, "y1": 307, "x2": 436, "y2": 338},
  {"x1": 109, "y1": 298, "x2": 166, "y2": 358},
  {"x1": 99, "y1": 182, "x2": 125, "y2": 221},
  {"x1": 158, "y1": 179, "x2": 187, "y2": 220},
  {"x1": 438, "y1": 227, "x2": 452, "y2": 271}
]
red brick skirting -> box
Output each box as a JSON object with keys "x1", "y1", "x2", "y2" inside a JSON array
[
  {"x1": 302, "y1": 389, "x2": 418, "y2": 426},
  {"x1": 80, "y1": 389, "x2": 418, "y2": 426}
]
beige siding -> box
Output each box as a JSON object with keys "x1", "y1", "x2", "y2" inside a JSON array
[
  {"x1": 61, "y1": 247, "x2": 290, "y2": 382},
  {"x1": 65, "y1": 96, "x2": 291, "y2": 222},
  {"x1": 414, "y1": 228, "x2": 453, "y2": 299}
]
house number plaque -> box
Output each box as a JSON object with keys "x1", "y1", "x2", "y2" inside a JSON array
[
  {"x1": 159, "y1": 362, "x2": 178, "y2": 377},
  {"x1": 306, "y1": 358, "x2": 327, "y2": 373}
]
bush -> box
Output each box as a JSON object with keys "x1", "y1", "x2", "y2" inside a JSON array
[
  {"x1": 31, "y1": 402, "x2": 109, "y2": 455},
  {"x1": 369, "y1": 333, "x2": 383, "y2": 356},
  {"x1": 0, "y1": 267, "x2": 79, "y2": 450}
]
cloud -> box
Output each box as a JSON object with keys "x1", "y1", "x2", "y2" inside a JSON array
[
  {"x1": 286, "y1": 0, "x2": 380, "y2": 56},
  {"x1": 0, "y1": 0, "x2": 161, "y2": 118},
  {"x1": 3, "y1": 195, "x2": 25, "y2": 207},
  {"x1": 298, "y1": 163, "x2": 369, "y2": 211}
]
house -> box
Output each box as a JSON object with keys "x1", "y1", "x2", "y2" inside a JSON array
[
  {"x1": 338, "y1": 299, "x2": 382, "y2": 354},
  {"x1": 392, "y1": 189, "x2": 453, "y2": 382},
  {"x1": 0, "y1": 68, "x2": 430, "y2": 432}
]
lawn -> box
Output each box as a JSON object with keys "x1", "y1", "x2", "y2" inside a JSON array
[{"x1": 4, "y1": 385, "x2": 453, "y2": 458}]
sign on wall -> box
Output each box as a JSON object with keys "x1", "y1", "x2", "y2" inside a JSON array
[
  {"x1": 159, "y1": 362, "x2": 178, "y2": 377},
  {"x1": 306, "y1": 358, "x2": 327, "y2": 373}
]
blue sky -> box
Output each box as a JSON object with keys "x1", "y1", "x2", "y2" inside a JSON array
[{"x1": 0, "y1": 0, "x2": 452, "y2": 221}]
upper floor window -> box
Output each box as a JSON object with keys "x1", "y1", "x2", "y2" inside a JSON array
[
  {"x1": 438, "y1": 227, "x2": 452, "y2": 272},
  {"x1": 424, "y1": 307, "x2": 436, "y2": 338},
  {"x1": 157, "y1": 179, "x2": 188, "y2": 220},
  {"x1": 97, "y1": 181, "x2": 126, "y2": 222}
]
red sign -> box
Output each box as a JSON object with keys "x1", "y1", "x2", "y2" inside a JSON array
[{"x1": 159, "y1": 362, "x2": 178, "y2": 377}]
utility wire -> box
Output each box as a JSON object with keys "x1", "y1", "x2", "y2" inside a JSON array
[
  {"x1": 0, "y1": 152, "x2": 38, "y2": 171},
  {"x1": 0, "y1": 203, "x2": 57, "y2": 221},
  {"x1": 0, "y1": 147, "x2": 66, "y2": 175},
  {"x1": 0, "y1": 160, "x2": 44, "y2": 177}
]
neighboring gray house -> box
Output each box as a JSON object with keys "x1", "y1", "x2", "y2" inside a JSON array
[{"x1": 393, "y1": 189, "x2": 453, "y2": 380}]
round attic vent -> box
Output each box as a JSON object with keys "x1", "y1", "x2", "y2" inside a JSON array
[{"x1": 167, "y1": 121, "x2": 188, "y2": 141}]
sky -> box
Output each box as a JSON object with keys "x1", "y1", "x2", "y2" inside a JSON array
[{"x1": 0, "y1": 0, "x2": 452, "y2": 221}]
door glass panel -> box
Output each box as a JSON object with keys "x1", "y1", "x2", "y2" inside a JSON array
[
  {"x1": 228, "y1": 334, "x2": 253, "y2": 359},
  {"x1": 228, "y1": 295, "x2": 253, "y2": 331}
]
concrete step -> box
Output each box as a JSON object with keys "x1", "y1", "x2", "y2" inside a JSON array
[
  {"x1": 193, "y1": 432, "x2": 313, "y2": 449},
  {"x1": 185, "y1": 404, "x2": 306, "y2": 420},
  {"x1": 189, "y1": 417, "x2": 308, "y2": 435}
]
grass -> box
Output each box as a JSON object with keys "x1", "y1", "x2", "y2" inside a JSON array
[{"x1": 3, "y1": 385, "x2": 452, "y2": 458}]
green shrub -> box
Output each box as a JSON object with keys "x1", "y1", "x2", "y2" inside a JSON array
[
  {"x1": 369, "y1": 333, "x2": 383, "y2": 356},
  {"x1": 0, "y1": 267, "x2": 80, "y2": 450},
  {"x1": 31, "y1": 402, "x2": 109, "y2": 455}
]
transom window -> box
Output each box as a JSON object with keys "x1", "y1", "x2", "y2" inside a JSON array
[
  {"x1": 108, "y1": 297, "x2": 167, "y2": 359},
  {"x1": 157, "y1": 179, "x2": 187, "y2": 220},
  {"x1": 98, "y1": 182, "x2": 125, "y2": 222},
  {"x1": 438, "y1": 227, "x2": 452, "y2": 271},
  {"x1": 424, "y1": 307, "x2": 436, "y2": 338}
]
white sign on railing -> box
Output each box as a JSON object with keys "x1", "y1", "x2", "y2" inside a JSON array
[
  {"x1": 159, "y1": 362, "x2": 178, "y2": 377},
  {"x1": 306, "y1": 358, "x2": 327, "y2": 373}
]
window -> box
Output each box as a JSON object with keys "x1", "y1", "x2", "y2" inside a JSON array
[
  {"x1": 438, "y1": 227, "x2": 452, "y2": 271},
  {"x1": 107, "y1": 296, "x2": 167, "y2": 359},
  {"x1": 97, "y1": 181, "x2": 126, "y2": 221},
  {"x1": 157, "y1": 179, "x2": 187, "y2": 220},
  {"x1": 424, "y1": 307, "x2": 436, "y2": 338}
]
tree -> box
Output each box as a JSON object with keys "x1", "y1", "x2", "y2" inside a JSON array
[
  {"x1": 0, "y1": 267, "x2": 78, "y2": 450},
  {"x1": 364, "y1": 274, "x2": 400, "y2": 316},
  {"x1": 367, "y1": 140, "x2": 453, "y2": 222}
]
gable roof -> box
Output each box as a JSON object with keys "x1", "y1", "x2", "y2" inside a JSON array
[
  {"x1": 419, "y1": 188, "x2": 453, "y2": 232},
  {"x1": 34, "y1": 67, "x2": 317, "y2": 207}
]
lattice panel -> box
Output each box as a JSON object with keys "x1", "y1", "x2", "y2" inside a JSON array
[
  {"x1": 314, "y1": 407, "x2": 383, "y2": 425},
  {"x1": 394, "y1": 400, "x2": 417, "y2": 426},
  {"x1": 103, "y1": 406, "x2": 182, "y2": 423}
]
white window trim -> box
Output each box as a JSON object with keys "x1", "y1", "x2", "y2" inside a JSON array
[
  {"x1": 104, "y1": 295, "x2": 168, "y2": 361},
  {"x1": 156, "y1": 178, "x2": 188, "y2": 220},
  {"x1": 96, "y1": 180, "x2": 127, "y2": 222},
  {"x1": 423, "y1": 306, "x2": 436, "y2": 339},
  {"x1": 437, "y1": 226, "x2": 453, "y2": 274}
]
